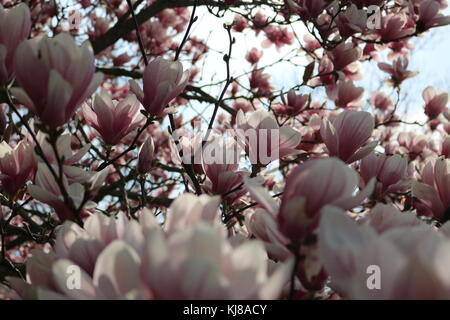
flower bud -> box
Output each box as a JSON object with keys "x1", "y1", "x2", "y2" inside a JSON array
[{"x1": 138, "y1": 136, "x2": 155, "y2": 174}]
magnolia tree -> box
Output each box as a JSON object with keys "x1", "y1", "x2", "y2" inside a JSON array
[{"x1": 0, "y1": 0, "x2": 449, "y2": 300}]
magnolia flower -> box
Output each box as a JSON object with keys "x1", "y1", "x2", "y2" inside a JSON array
[
  {"x1": 397, "y1": 131, "x2": 428, "y2": 159},
  {"x1": 327, "y1": 43, "x2": 362, "y2": 71},
  {"x1": 170, "y1": 128, "x2": 205, "y2": 174},
  {"x1": 357, "y1": 203, "x2": 422, "y2": 234},
  {"x1": 27, "y1": 163, "x2": 107, "y2": 222},
  {"x1": 81, "y1": 91, "x2": 143, "y2": 145},
  {"x1": 245, "y1": 48, "x2": 263, "y2": 65},
  {"x1": 378, "y1": 57, "x2": 418, "y2": 87},
  {"x1": 202, "y1": 137, "x2": 247, "y2": 202},
  {"x1": 280, "y1": 90, "x2": 309, "y2": 116},
  {"x1": 137, "y1": 136, "x2": 155, "y2": 174},
  {"x1": 0, "y1": 3, "x2": 31, "y2": 84},
  {"x1": 278, "y1": 158, "x2": 374, "y2": 242},
  {"x1": 423, "y1": 86, "x2": 448, "y2": 119},
  {"x1": 321, "y1": 110, "x2": 377, "y2": 163},
  {"x1": 286, "y1": 0, "x2": 331, "y2": 21},
  {"x1": 236, "y1": 109, "x2": 301, "y2": 166},
  {"x1": 412, "y1": 157, "x2": 450, "y2": 222},
  {"x1": 245, "y1": 157, "x2": 375, "y2": 243},
  {"x1": 130, "y1": 57, "x2": 189, "y2": 117},
  {"x1": 319, "y1": 205, "x2": 450, "y2": 299},
  {"x1": 0, "y1": 141, "x2": 34, "y2": 195},
  {"x1": 379, "y1": 14, "x2": 415, "y2": 42},
  {"x1": 335, "y1": 4, "x2": 367, "y2": 38},
  {"x1": 326, "y1": 80, "x2": 364, "y2": 109},
  {"x1": 416, "y1": 0, "x2": 450, "y2": 32},
  {"x1": 244, "y1": 177, "x2": 330, "y2": 291},
  {"x1": 7, "y1": 194, "x2": 292, "y2": 300},
  {"x1": 244, "y1": 206, "x2": 291, "y2": 261},
  {"x1": 164, "y1": 193, "x2": 221, "y2": 235},
  {"x1": 360, "y1": 152, "x2": 409, "y2": 199},
  {"x1": 261, "y1": 26, "x2": 294, "y2": 49},
  {"x1": 371, "y1": 92, "x2": 393, "y2": 111},
  {"x1": 249, "y1": 69, "x2": 273, "y2": 96},
  {"x1": 11, "y1": 33, "x2": 103, "y2": 128}
]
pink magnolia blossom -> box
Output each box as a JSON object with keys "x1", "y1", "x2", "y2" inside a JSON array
[
  {"x1": 412, "y1": 157, "x2": 450, "y2": 222},
  {"x1": 245, "y1": 158, "x2": 375, "y2": 243},
  {"x1": 378, "y1": 57, "x2": 418, "y2": 87},
  {"x1": 358, "y1": 203, "x2": 422, "y2": 234},
  {"x1": 202, "y1": 137, "x2": 247, "y2": 202},
  {"x1": 387, "y1": 40, "x2": 412, "y2": 60},
  {"x1": 360, "y1": 152, "x2": 409, "y2": 199},
  {"x1": 278, "y1": 158, "x2": 374, "y2": 242},
  {"x1": 130, "y1": 57, "x2": 189, "y2": 117},
  {"x1": 232, "y1": 15, "x2": 249, "y2": 32},
  {"x1": 327, "y1": 43, "x2": 362, "y2": 72},
  {"x1": 0, "y1": 141, "x2": 34, "y2": 195},
  {"x1": 371, "y1": 92, "x2": 394, "y2": 111},
  {"x1": 286, "y1": 0, "x2": 331, "y2": 21},
  {"x1": 321, "y1": 110, "x2": 377, "y2": 163},
  {"x1": 236, "y1": 109, "x2": 301, "y2": 166},
  {"x1": 378, "y1": 14, "x2": 415, "y2": 42},
  {"x1": 170, "y1": 128, "x2": 205, "y2": 174},
  {"x1": 249, "y1": 69, "x2": 273, "y2": 96},
  {"x1": 422, "y1": 86, "x2": 448, "y2": 118},
  {"x1": 280, "y1": 90, "x2": 309, "y2": 116},
  {"x1": 416, "y1": 0, "x2": 450, "y2": 32},
  {"x1": 317, "y1": 56, "x2": 335, "y2": 86},
  {"x1": 0, "y1": 3, "x2": 31, "y2": 84},
  {"x1": 245, "y1": 48, "x2": 263, "y2": 65},
  {"x1": 11, "y1": 33, "x2": 103, "y2": 128},
  {"x1": 261, "y1": 26, "x2": 294, "y2": 49},
  {"x1": 397, "y1": 131, "x2": 428, "y2": 159},
  {"x1": 245, "y1": 206, "x2": 290, "y2": 260},
  {"x1": 164, "y1": 193, "x2": 221, "y2": 235},
  {"x1": 81, "y1": 91, "x2": 143, "y2": 145},
  {"x1": 244, "y1": 178, "x2": 328, "y2": 292},
  {"x1": 303, "y1": 34, "x2": 320, "y2": 51},
  {"x1": 326, "y1": 80, "x2": 364, "y2": 109},
  {"x1": 335, "y1": 4, "x2": 368, "y2": 38}
]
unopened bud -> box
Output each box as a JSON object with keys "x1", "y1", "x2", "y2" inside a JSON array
[{"x1": 138, "y1": 137, "x2": 155, "y2": 174}]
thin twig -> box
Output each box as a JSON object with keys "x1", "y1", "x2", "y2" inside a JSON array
[
  {"x1": 206, "y1": 23, "x2": 235, "y2": 133},
  {"x1": 126, "y1": 0, "x2": 149, "y2": 65}
]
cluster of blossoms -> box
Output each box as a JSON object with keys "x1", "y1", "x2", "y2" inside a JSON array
[{"x1": 0, "y1": 0, "x2": 449, "y2": 300}]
